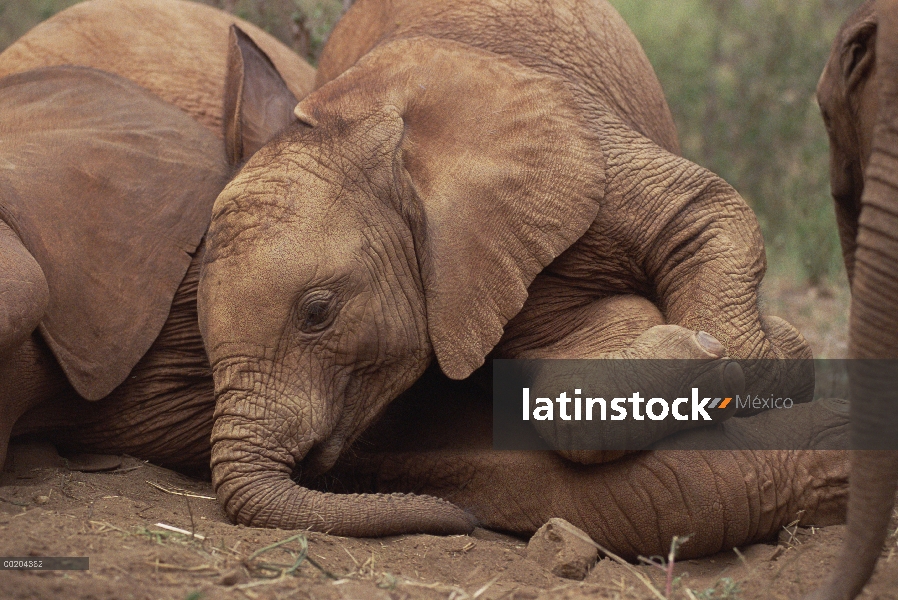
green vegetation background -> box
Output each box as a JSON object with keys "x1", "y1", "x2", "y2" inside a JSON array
[{"x1": 0, "y1": 0, "x2": 862, "y2": 285}]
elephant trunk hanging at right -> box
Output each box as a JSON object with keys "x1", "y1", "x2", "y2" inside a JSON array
[{"x1": 198, "y1": 0, "x2": 820, "y2": 535}]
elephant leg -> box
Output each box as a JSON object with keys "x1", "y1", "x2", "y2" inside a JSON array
[
  {"x1": 337, "y1": 393, "x2": 848, "y2": 561},
  {"x1": 805, "y1": 451, "x2": 898, "y2": 600},
  {"x1": 498, "y1": 294, "x2": 669, "y2": 357},
  {"x1": 588, "y1": 124, "x2": 814, "y2": 413},
  {"x1": 0, "y1": 220, "x2": 54, "y2": 469},
  {"x1": 497, "y1": 294, "x2": 742, "y2": 463}
]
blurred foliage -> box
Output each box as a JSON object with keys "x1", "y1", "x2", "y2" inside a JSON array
[
  {"x1": 0, "y1": 0, "x2": 344, "y2": 63},
  {"x1": 0, "y1": 0, "x2": 82, "y2": 50},
  {"x1": 609, "y1": 0, "x2": 860, "y2": 284},
  {"x1": 0, "y1": 0, "x2": 863, "y2": 284},
  {"x1": 201, "y1": 0, "x2": 344, "y2": 62}
]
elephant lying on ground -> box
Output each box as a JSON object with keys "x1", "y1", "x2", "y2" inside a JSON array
[
  {"x1": 196, "y1": 0, "x2": 849, "y2": 543},
  {"x1": 810, "y1": 1, "x2": 898, "y2": 598},
  {"x1": 0, "y1": 0, "x2": 845, "y2": 556},
  {"x1": 0, "y1": 0, "x2": 314, "y2": 469},
  {"x1": 0, "y1": 64, "x2": 228, "y2": 469}
]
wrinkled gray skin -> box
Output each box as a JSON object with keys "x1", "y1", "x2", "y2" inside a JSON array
[
  {"x1": 809, "y1": 1, "x2": 898, "y2": 599},
  {"x1": 198, "y1": 0, "x2": 833, "y2": 539}
]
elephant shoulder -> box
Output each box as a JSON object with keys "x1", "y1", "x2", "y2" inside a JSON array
[{"x1": 0, "y1": 66, "x2": 229, "y2": 400}]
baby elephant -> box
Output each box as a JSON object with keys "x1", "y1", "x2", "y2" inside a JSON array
[
  {"x1": 197, "y1": 0, "x2": 846, "y2": 545},
  {"x1": 1, "y1": 0, "x2": 849, "y2": 562}
]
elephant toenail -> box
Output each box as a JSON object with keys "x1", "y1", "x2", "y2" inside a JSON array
[
  {"x1": 723, "y1": 362, "x2": 745, "y2": 393},
  {"x1": 696, "y1": 331, "x2": 725, "y2": 355}
]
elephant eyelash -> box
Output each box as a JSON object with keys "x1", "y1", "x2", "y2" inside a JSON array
[{"x1": 296, "y1": 291, "x2": 338, "y2": 333}]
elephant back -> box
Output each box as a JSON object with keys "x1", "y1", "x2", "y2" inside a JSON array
[
  {"x1": 317, "y1": 0, "x2": 680, "y2": 155},
  {"x1": 0, "y1": 0, "x2": 316, "y2": 137},
  {"x1": 0, "y1": 66, "x2": 229, "y2": 400}
]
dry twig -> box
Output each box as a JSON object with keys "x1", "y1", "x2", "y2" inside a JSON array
[
  {"x1": 146, "y1": 561, "x2": 217, "y2": 572},
  {"x1": 154, "y1": 522, "x2": 206, "y2": 540},
  {"x1": 244, "y1": 533, "x2": 337, "y2": 580},
  {"x1": 145, "y1": 480, "x2": 215, "y2": 500}
]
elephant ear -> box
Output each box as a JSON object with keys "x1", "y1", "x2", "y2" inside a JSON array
[
  {"x1": 298, "y1": 38, "x2": 605, "y2": 379},
  {"x1": 224, "y1": 25, "x2": 299, "y2": 166},
  {"x1": 838, "y1": 3, "x2": 878, "y2": 94},
  {"x1": 0, "y1": 66, "x2": 228, "y2": 400}
]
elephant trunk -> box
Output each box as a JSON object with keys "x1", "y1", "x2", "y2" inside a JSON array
[
  {"x1": 210, "y1": 392, "x2": 476, "y2": 536},
  {"x1": 813, "y1": 2, "x2": 898, "y2": 599}
]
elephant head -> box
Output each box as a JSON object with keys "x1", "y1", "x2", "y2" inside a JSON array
[
  {"x1": 818, "y1": 0, "x2": 878, "y2": 282},
  {"x1": 198, "y1": 35, "x2": 605, "y2": 535},
  {"x1": 811, "y1": 1, "x2": 898, "y2": 599}
]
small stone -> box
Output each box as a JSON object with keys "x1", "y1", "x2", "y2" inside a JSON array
[
  {"x1": 525, "y1": 518, "x2": 598, "y2": 580},
  {"x1": 218, "y1": 569, "x2": 248, "y2": 586},
  {"x1": 33, "y1": 495, "x2": 50, "y2": 505}
]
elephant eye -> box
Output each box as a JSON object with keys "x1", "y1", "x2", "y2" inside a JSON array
[{"x1": 297, "y1": 291, "x2": 337, "y2": 333}]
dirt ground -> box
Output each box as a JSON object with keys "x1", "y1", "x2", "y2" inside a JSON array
[{"x1": 3, "y1": 275, "x2": 896, "y2": 600}]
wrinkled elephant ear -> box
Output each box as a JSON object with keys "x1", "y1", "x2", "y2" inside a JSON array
[
  {"x1": 0, "y1": 66, "x2": 229, "y2": 400},
  {"x1": 840, "y1": 7, "x2": 878, "y2": 92},
  {"x1": 298, "y1": 37, "x2": 606, "y2": 379},
  {"x1": 223, "y1": 25, "x2": 298, "y2": 166},
  {"x1": 397, "y1": 39, "x2": 605, "y2": 379}
]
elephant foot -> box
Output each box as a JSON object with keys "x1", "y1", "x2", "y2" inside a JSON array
[
  {"x1": 528, "y1": 324, "x2": 743, "y2": 464},
  {"x1": 729, "y1": 314, "x2": 815, "y2": 416},
  {"x1": 762, "y1": 314, "x2": 814, "y2": 361},
  {"x1": 0, "y1": 335, "x2": 70, "y2": 470},
  {"x1": 502, "y1": 296, "x2": 746, "y2": 462}
]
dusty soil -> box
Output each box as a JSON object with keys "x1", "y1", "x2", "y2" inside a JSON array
[
  {"x1": 760, "y1": 274, "x2": 851, "y2": 360},
  {"x1": 3, "y1": 276, "x2": 895, "y2": 600}
]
